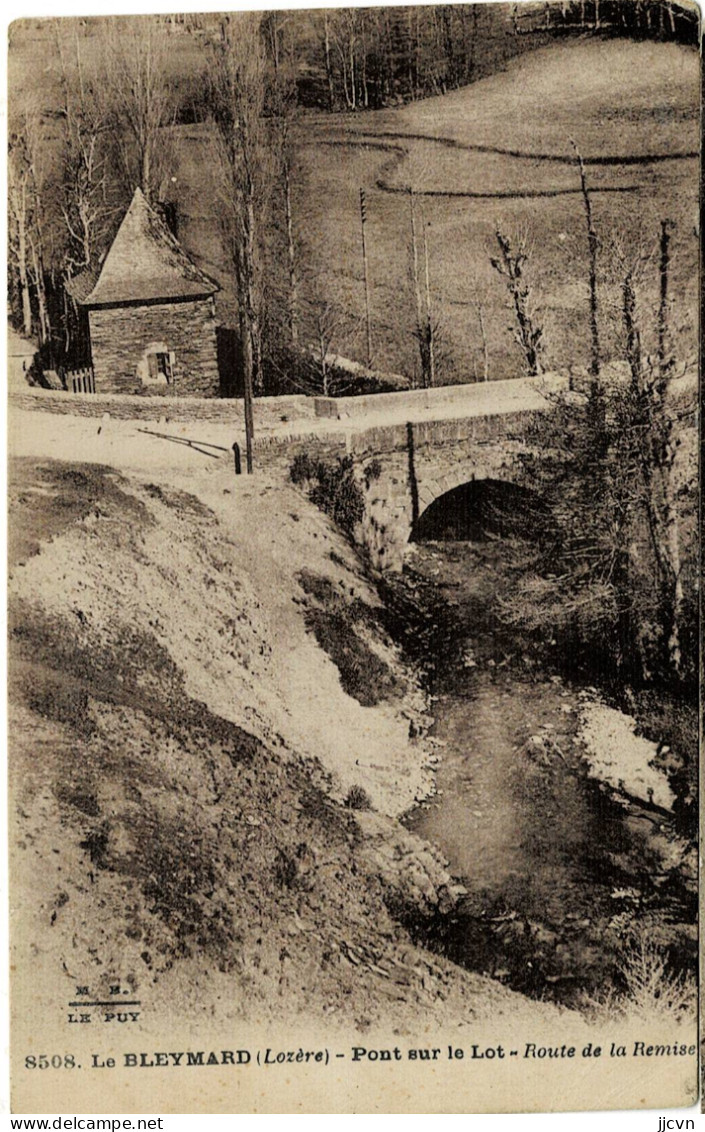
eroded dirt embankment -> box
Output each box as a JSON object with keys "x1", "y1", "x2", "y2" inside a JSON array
[{"x1": 10, "y1": 454, "x2": 573, "y2": 1033}]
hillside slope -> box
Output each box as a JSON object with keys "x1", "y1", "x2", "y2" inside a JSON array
[
  {"x1": 166, "y1": 39, "x2": 698, "y2": 385},
  {"x1": 297, "y1": 39, "x2": 699, "y2": 381},
  {"x1": 10, "y1": 453, "x2": 578, "y2": 1034}
]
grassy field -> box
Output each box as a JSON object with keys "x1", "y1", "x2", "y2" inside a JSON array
[
  {"x1": 10, "y1": 25, "x2": 700, "y2": 385},
  {"x1": 290, "y1": 38, "x2": 699, "y2": 381},
  {"x1": 166, "y1": 37, "x2": 699, "y2": 384}
]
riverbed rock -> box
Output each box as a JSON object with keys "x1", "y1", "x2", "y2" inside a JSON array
[
  {"x1": 353, "y1": 810, "x2": 462, "y2": 917},
  {"x1": 578, "y1": 703, "x2": 676, "y2": 812}
]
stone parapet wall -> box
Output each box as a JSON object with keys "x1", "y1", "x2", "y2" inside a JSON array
[
  {"x1": 315, "y1": 373, "x2": 568, "y2": 421},
  {"x1": 252, "y1": 409, "x2": 544, "y2": 569},
  {"x1": 9, "y1": 387, "x2": 316, "y2": 428}
]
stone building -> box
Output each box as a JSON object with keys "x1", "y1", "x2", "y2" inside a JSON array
[{"x1": 69, "y1": 188, "x2": 220, "y2": 396}]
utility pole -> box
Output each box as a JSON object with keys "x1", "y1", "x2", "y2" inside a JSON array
[
  {"x1": 359, "y1": 187, "x2": 373, "y2": 367},
  {"x1": 409, "y1": 188, "x2": 424, "y2": 369},
  {"x1": 421, "y1": 200, "x2": 436, "y2": 387},
  {"x1": 658, "y1": 218, "x2": 675, "y2": 379},
  {"x1": 243, "y1": 373, "x2": 254, "y2": 474}
]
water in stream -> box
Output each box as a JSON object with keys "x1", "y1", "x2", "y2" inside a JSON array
[{"x1": 398, "y1": 528, "x2": 696, "y2": 1007}]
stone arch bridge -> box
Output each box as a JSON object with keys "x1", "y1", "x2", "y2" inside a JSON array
[{"x1": 302, "y1": 375, "x2": 568, "y2": 570}]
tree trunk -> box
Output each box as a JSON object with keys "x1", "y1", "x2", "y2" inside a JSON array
[
  {"x1": 29, "y1": 235, "x2": 50, "y2": 349},
  {"x1": 491, "y1": 230, "x2": 543, "y2": 377},
  {"x1": 572, "y1": 139, "x2": 600, "y2": 378},
  {"x1": 11, "y1": 174, "x2": 33, "y2": 337},
  {"x1": 468, "y1": 6, "x2": 478, "y2": 80},
  {"x1": 141, "y1": 147, "x2": 152, "y2": 201},
  {"x1": 476, "y1": 299, "x2": 489, "y2": 381},
  {"x1": 405, "y1": 8, "x2": 414, "y2": 97},
  {"x1": 323, "y1": 13, "x2": 335, "y2": 111},
  {"x1": 409, "y1": 190, "x2": 428, "y2": 388},
  {"x1": 666, "y1": 2, "x2": 676, "y2": 33},
  {"x1": 17, "y1": 232, "x2": 33, "y2": 337},
  {"x1": 234, "y1": 227, "x2": 256, "y2": 472},
  {"x1": 622, "y1": 271, "x2": 641, "y2": 382},
  {"x1": 421, "y1": 207, "x2": 435, "y2": 387},
  {"x1": 240, "y1": 302, "x2": 255, "y2": 474},
  {"x1": 360, "y1": 19, "x2": 369, "y2": 108},
  {"x1": 665, "y1": 508, "x2": 684, "y2": 677},
  {"x1": 340, "y1": 53, "x2": 351, "y2": 110},
  {"x1": 283, "y1": 155, "x2": 298, "y2": 346},
  {"x1": 657, "y1": 218, "x2": 674, "y2": 378},
  {"x1": 349, "y1": 38, "x2": 356, "y2": 110},
  {"x1": 319, "y1": 327, "x2": 330, "y2": 396}
]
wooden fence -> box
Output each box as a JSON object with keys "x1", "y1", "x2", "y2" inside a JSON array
[{"x1": 68, "y1": 367, "x2": 95, "y2": 394}]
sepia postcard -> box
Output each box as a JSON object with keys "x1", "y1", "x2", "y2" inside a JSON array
[{"x1": 6, "y1": 1, "x2": 700, "y2": 1115}]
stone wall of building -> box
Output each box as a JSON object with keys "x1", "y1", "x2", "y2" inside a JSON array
[{"x1": 88, "y1": 297, "x2": 220, "y2": 396}]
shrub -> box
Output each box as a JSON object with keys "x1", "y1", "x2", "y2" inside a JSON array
[
  {"x1": 289, "y1": 452, "x2": 318, "y2": 486},
  {"x1": 273, "y1": 847, "x2": 300, "y2": 889},
  {"x1": 579, "y1": 927, "x2": 696, "y2": 1024},
  {"x1": 304, "y1": 607, "x2": 400, "y2": 706},
  {"x1": 290, "y1": 454, "x2": 365, "y2": 539},
  {"x1": 344, "y1": 785, "x2": 372, "y2": 811},
  {"x1": 364, "y1": 459, "x2": 382, "y2": 489},
  {"x1": 618, "y1": 934, "x2": 695, "y2": 1020}
]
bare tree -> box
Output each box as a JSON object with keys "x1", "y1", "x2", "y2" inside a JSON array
[
  {"x1": 476, "y1": 303, "x2": 489, "y2": 382},
  {"x1": 309, "y1": 299, "x2": 356, "y2": 396},
  {"x1": 266, "y1": 12, "x2": 301, "y2": 348},
  {"x1": 598, "y1": 223, "x2": 690, "y2": 678},
  {"x1": 322, "y1": 11, "x2": 336, "y2": 111},
  {"x1": 657, "y1": 219, "x2": 676, "y2": 379},
  {"x1": 468, "y1": 276, "x2": 490, "y2": 382},
  {"x1": 207, "y1": 13, "x2": 276, "y2": 469},
  {"x1": 613, "y1": 225, "x2": 688, "y2": 677},
  {"x1": 8, "y1": 102, "x2": 51, "y2": 347},
  {"x1": 325, "y1": 7, "x2": 375, "y2": 112},
  {"x1": 408, "y1": 189, "x2": 436, "y2": 387},
  {"x1": 99, "y1": 17, "x2": 176, "y2": 202},
  {"x1": 54, "y1": 24, "x2": 111, "y2": 275},
  {"x1": 337, "y1": 8, "x2": 360, "y2": 110},
  {"x1": 621, "y1": 268, "x2": 642, "y2": 383},
  {"x1": 490, "y1": 227, "x2": 544, "y2": 376},
  {"x1": 571, "y1": 138, "x2": 600, "y2": 378},
  {"x1": 8, "y1": 122, "x2": 35, "y2": 337}
]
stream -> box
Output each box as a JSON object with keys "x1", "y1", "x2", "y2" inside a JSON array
[{"x1": 395, "y1": 532, "x2": 696, "y2": 1008}]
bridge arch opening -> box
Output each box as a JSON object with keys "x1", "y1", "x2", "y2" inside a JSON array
[{"x1": 410, "y1": 478, "x2": 546, "y2": 543}]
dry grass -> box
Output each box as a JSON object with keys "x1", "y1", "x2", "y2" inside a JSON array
[
  {"x1": 580, "y1": 928, "x2": 696, "y2": 1025},
  {"x1": 293, "y1": 39, "x2": 698, "y2": 381}
]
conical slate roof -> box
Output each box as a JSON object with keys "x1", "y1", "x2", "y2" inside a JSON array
[{"x1": 79, "y1": 188, "x2": 219, "y2": 307}]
